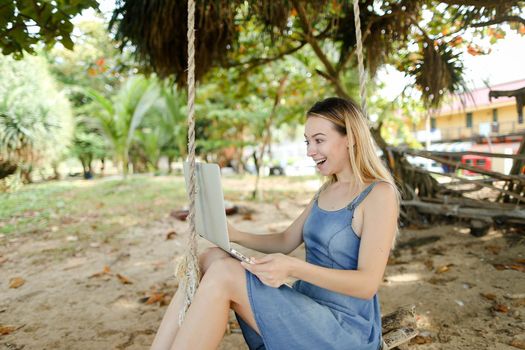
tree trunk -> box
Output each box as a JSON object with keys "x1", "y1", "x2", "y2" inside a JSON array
[
  {"x1": 167, "y1": 155, "x2": 174, "y2": 174},
  {"x1": 501, "y1": 136, "x2": 525, "y2": 203},
  {"x1": 252, "y1": 75, "x2": 288, "y2": 199}
]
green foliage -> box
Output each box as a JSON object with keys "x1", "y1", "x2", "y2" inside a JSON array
[
  {"x1": 0, "y1": 0, "x2": 98, "y2": 58},
  {"x1": 44, "y1": 17, "x2": 141, "y2": 178},
  {"x1": 47, "y1": 17, "x2": 135, "y2": 100},
  {"x1": 69, "y1": 125, "x2": 108, "y2": 177},
  {"x1": 0, "y1": 55, "x2": 73, "y2": 181},
  {"x1": 110, "y1": 0, "x2": 524, "y2": 109},
  {"x1": 85, "y1": 75, "x2": 160, "y2": 176},
  {"x1": 133, "y1": 83, "x2": 187, "y2": 171}
]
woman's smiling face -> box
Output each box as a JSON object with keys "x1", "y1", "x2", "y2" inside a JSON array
[{"x1": 304, "y1": 116, "x2": 351, "y2": 177}]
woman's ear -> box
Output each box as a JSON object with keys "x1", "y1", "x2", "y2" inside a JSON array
[{"x1": 346, "y1": 136, "x2": 354, "y2": 149}]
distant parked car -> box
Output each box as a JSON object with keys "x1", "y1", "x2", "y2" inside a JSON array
[{"x1": 461, "y1": 155, "x2": 491, "y2": 175}]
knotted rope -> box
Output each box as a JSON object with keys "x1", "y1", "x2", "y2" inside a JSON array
[
  {"x1": 353, "y1": 0, "x2": 368, "y2": 119},
  {"x1": 175, "y1": 0, "x2": 200, "y2": 324}
]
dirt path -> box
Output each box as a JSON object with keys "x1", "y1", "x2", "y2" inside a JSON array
[{"x1": 1, "y1": 189, "x2": 524, "y2": 349}]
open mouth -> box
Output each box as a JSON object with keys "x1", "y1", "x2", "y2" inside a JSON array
[{"x1": 315, "y1": 159, "x2": 326, "y2": 166}]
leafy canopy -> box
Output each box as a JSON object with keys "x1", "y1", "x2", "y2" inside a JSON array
[{"x1": 0, "y1": 0, "x2": 98, "y2": 58}]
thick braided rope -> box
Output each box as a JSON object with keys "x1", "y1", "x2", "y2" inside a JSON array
[
  {"x1": 175, "y1": 0, "x2": 200, "y2": 325},
  {"x1": 353, "y1": 0, "x2": 368, "y2": 119}
]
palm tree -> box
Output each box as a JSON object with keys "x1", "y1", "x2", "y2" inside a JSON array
[{"x1": 86, "y1": 75, "x2": 160, "y2": 176}]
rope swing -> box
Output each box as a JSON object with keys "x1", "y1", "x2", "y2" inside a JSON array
[
  {"x1": 175, "y1": 0, "x2": 200, "y2": 324},
  {"x1": 353, "y1": 0, "x2": 368, "y2": 119},
  {"x1": 176, "y1": 0, "x2": 370, "y2": 324},
  {"x1": 175, "y1": 7, "x2": 417, "y2": 348}
]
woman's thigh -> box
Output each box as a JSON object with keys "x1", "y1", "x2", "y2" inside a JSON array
[{"x1": 204, "y1": 256, "x2": 261, "y2": 335}]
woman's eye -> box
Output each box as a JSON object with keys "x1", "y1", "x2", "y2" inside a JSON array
[
  {"x1": 315, "y1": 139, "x2": 323, "y2": 144},
  {"x1": 304, "y1": 140, "x2": 309, "y2": 145}
]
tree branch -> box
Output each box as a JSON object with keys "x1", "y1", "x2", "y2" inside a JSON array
[
  {"x1": 292, "y1": 0, "x2": 352, "y2": 99},
  {"x1": 471, "y1": 15, "x2": 525, "y2": 27},
  {"x1": 292, "y1": 0, "x2": 338, "y2": 78},
  {"x1": 314, "y1": 69, "x2": 352, "y2": 100},
  {"x1": 438, "y1": 0, "x2": 519, "y2": 7},
  {"x1": 223, "y1": 40, "x2": 307, "y2": 70}
]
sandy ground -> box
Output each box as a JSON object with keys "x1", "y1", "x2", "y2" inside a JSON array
[{"x1": 1, "y1": 180, "x2": 525, "y2": 349}]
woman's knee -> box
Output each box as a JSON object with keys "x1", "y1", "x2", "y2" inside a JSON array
[
  {"x1": 200, "y1": 257, "x2": 243, "y2": 293},
  {"x1": 199, "y1": 247, "x2": 229, "y2": 273}
]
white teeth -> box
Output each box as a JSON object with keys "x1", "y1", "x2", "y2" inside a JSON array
[{"x1": 315, "y1": 159, "x2": 326, "y2": 164}]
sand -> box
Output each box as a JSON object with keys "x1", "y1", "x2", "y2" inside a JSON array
[{"x1": 1, "y1": 184, "x2": 524, "y2": 349}]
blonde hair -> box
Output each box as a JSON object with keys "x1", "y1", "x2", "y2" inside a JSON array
[{"x1": 307, "y1": 97, "x2": 400, "y2": 202}]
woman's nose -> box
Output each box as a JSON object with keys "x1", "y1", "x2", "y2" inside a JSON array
[{"x1": 306, "y1": 144, "x2": 316, "y2": 157}]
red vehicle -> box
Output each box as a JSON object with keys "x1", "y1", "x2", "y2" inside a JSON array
[{"x1": 461, "y1": 155, "x2": 491, "y2": 175}]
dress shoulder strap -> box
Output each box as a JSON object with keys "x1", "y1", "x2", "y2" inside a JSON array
[
  {"x1": 346, "y1": 182, "x2": 379, "y2": 211},
  {"x1": 313, "y1": 182, "x2": 330, "y2": 201}
]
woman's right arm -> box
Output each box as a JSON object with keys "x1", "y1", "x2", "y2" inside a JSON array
[{"x1": 228, "y1": 199, "x2": 314, "y2": 255}]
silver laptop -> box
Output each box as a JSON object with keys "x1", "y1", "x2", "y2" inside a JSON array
[{"x1": 183, "y1": 162, "x2": 252, "y2": 263}]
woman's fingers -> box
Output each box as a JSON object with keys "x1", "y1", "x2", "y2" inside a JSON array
[{"x1": 253, "y1": 254, "x2": 274, "y2": 264}]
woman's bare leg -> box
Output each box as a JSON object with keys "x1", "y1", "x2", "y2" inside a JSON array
[
  {"x1": 150, "y1": 248, "x2": 230, "y2": 350},
  {"x1": 170, "y1": 256, "x2": 260, "y2": 350}
]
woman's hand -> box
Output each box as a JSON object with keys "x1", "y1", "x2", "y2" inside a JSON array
[{"x1": 241, "y1": 253, "x2": 297, "y2": 288}]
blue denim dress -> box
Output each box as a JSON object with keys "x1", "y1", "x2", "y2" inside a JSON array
[{"x1": 236, "y1": 182, "x2": 382, "y2": 350}]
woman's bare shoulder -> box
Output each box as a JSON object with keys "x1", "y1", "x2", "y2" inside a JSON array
[{"x1": 366, "y1": 181, "x2": 397, "y2": 207}]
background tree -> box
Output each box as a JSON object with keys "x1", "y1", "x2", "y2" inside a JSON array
[
  {"x1": 86, "y1": 75, "x2": 160, "y2": 177},
  {"x1": 108, "y1": 0, "x2": 524, "y2": 200},
  {"x1": 0, "y1": 0, "x2": 98, "y2": 58},
  {"x1": 133, "y1": 83, "x2": 188, "y2": 173},
  {"x1": 46, "y1": 17, "x2": 135, "y2": 178},
  {"x1": 0, "y1": 55, "x2": 73, "y2": 183}
]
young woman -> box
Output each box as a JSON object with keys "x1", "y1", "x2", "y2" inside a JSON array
[{"x1": 151, "y1": 97, "x2": 399, "y2": 350}]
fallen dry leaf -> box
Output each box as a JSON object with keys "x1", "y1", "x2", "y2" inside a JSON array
[
  {"x1": 9, "y1": 277, "x2": 25, "y2": 289},
  {"x1": 493, "y1": 264, "x2": 506, "y2": 271},
  {"x1": 435, "y1": 264, "x2": 454, "y2": 274},
  {"x1": 116, "y1": 273, "x2": 133, "y2": 285},
  {"x1": 139, "y1": 292, "x2": 170, "y2": 306},
  {"x1": 493, "y1": 263, "x2": 525, "y2": 273},
  {"x1": 509, "y1": 265, "x2": 525, "y2": 272},
  {"x1": 510, "y1": 339, "x2": 525, "y2": 349},
  {"x1": 171, "y1": 209, "x2": 188, "y2": 221},
  {"x1": 166, "y1": 231, "x2": 177, "y2": 240},
  {"x1": 480, "y1": 293, "x2": 497, "y2": 301},
  {"x1": 89, "y1": 265, "x2": 112, "y2": 278},
  {"x1": 145, "y1": 292, "x2": 166, "y2": 305},
  {"x1": 492, "y1": 304, "x2": 509, "y2": 313},
  {"x1": 0, "y1": 325, "x2": 17, "y2": 335},
  {"x1": 515, "y1": 258, "x2": 525, "y2": 264},
  {"x1": 242, "y1": 213, "x2": 253, "y2": 221},
  {"x1": 410, "y1": 335, "x2": 433, "y2": 345}
]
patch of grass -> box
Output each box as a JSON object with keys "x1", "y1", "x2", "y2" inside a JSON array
[
  {"x1": 0, "y1": 174, "x2": 316, "y2": 239},
  {"x1": 0, "y1": 175, "x2": 187, "y2": 237}
]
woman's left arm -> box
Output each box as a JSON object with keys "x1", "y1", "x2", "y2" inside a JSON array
[{"x1": 242, "y1": 182, "x2": 398, "y2": 300}]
